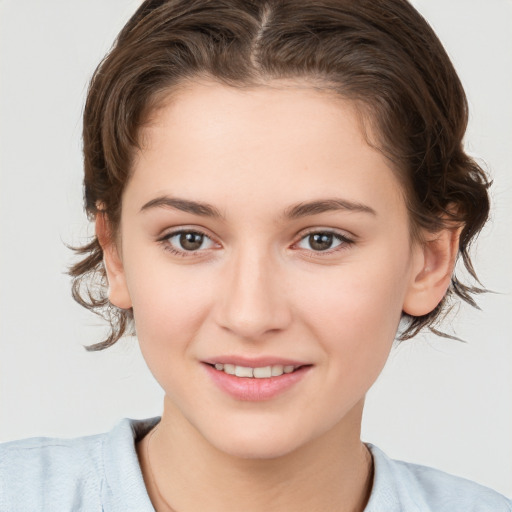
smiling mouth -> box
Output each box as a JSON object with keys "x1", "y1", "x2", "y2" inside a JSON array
[{"x1": 206, "y1": 363, "x2": 308, "y2": 378}]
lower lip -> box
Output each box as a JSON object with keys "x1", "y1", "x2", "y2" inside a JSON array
[{"x1": 203, "y1": 364, "x2": 312, "y2": 401}]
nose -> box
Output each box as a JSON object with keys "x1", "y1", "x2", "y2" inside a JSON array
[{"x1": 215, "y1": 247, "x2": 292, "y2": 340}]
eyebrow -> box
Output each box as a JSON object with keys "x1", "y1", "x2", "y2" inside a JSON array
[
  {"x1": 140, "y1": 196, "x2": 224, "y2": 219},
  {"x1": 282, "y1": 198, "x2": 377, "y2": 219},
  {"x1": 139, "y1": 195, "x2": 376, "y2": 220}
]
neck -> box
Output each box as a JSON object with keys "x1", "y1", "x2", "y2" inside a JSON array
[{"x1": 137, "y1": 398, "x2": 373, "y2": 512}]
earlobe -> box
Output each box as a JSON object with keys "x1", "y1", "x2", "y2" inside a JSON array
[
  {"x1": 95, "y1": 212, "x2": 132, "y2": 310},
  {"x1": 403, "y1": 225, "x2": 462, "y2": 317}
]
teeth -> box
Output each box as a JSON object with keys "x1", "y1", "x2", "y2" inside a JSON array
[
  {"x1": 271, "y1": 365, "x2": 284, "y2": 376},
  {"x1": 235, "y1": 366, "x2": 253, "y2": 378},
  {"x1": 224, "y1": 364, "x2": 236, "y2": 375},
  {"x1": 213, "y1": 363, "x2": 299, "y2": 378},
  {"x1": 253, "y1": 366, "x2": 272, "y2": 378}
]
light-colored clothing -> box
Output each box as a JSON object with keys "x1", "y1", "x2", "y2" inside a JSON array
[{"x1": 0, "y1": 417, "x2": 510, "y2": 511}]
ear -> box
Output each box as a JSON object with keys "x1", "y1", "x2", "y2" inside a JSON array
[
  {"x1": 95, "y1": 212, "x2": 132, "y2": 310},
  {"x1": 403, "y1": 224, "x2": 462, "y2": 317}
]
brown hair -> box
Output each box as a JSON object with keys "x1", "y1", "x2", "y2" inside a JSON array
[{"x1": 70, "y1": 0, "x2": 490, "y2": 351}]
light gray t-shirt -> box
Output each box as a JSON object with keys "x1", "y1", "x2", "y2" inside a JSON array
[{"x1": 0, "y1": 417, "x2": 510, "y2": 511}]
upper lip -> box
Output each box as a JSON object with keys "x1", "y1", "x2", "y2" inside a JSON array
[{"x1": 202, "y1": 356, "x2": 311, "y2": 367}]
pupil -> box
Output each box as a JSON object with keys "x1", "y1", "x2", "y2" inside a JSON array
[
  {"x1": 180, "y1": 232, "x2": 203, "y2": 251},
  {"x1": 310, "y1": 233, "x2": 333, "y2": 251}
]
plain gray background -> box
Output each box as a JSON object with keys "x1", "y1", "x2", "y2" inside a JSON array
[{"x1": 1, "y1": 0, "x2": 511, "y2": 497}]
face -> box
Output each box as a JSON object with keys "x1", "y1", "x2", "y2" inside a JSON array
[{"x1": 106, "y1": 80, "x2": 430, "y2": 459}]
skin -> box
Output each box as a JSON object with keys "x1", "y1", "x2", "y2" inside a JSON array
[{"x1": 97, "y1": 80, "x2": 460, "y2": 512}]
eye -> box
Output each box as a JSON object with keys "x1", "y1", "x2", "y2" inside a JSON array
[
  {"x1": 161, "y1": 230, "x2": 217, "y2": 255},
  {"x1": 295, "y1": 231, "x2": 353, "y2": 252}
]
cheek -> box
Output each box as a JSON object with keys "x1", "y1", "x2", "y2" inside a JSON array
[
  {"x1": 296, "y1": 250, "x2": 411, "y2": 375},
  {"x1": 124, "y1": 254, "x2": 213, "y2": 359},
  {"x1": 127, "y1": 267, "x2": 215, "y2": 404}
]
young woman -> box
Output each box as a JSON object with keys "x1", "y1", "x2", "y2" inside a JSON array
[{"x1": 1, "y1": 0, "x2": 510, "y2": 510}]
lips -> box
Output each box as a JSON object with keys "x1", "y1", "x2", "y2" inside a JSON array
[{"x1": 202, "y1": 357, "x2": 313, "y2": 401}]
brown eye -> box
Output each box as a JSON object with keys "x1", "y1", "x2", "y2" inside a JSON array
[
  {"x1": 308, "y1": 233, "x2": 334, "y2": 251},
  {"x1": 163, "y1": 230, "x2": 216, "y2": 253},
  {"x1": 296, "y1": 231, "x2": 352, "y2": 253},
  {"x1": 179, "y1": 232, "x2": 204, "y2": 251}
]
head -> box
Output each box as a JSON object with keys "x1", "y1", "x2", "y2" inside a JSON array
[
  {"x1": 69, "y1": 0, "x2": 491, "y2": 458},
  {"x1": 71, "y1": 0, "x2": 489, "y2": 351}
]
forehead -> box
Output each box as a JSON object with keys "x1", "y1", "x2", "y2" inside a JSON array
[
  {"x1": 143, "y1": 79, "x2": 369, "y2": 158},
  {"x1": 129, "y1": 80, "x2": 405, "y2": 220}
]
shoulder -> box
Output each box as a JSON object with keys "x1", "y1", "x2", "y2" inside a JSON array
[
  {"x1": 0, "y1": 417, "x2": 159, "y2": 512},
  {"x1": 0, "y1": 429, "x2": 105, "y2": 511},
  {"x1": 366, "y1": 443, "x2": 512, "y2": 512}
]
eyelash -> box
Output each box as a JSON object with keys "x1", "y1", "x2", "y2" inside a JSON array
[
  {"x1": 158, "y1": 228, "x2": 355, "y2": 258},
  {"x1": 158, "y1": 230, "x2": 217, "y2": 258},
  {"x1": 296, "y1": 229, "x2": 355, "y2": 256}
]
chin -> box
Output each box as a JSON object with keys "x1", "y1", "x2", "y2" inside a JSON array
[
  {"x1": 215, "y1": 434, "x2": 304, "y2": 460},
  {"x1": 198, "y1": 418, "x2": 316, "y2": 460}
]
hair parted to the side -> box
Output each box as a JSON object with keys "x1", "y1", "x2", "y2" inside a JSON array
[{"x1": 69, "y1": 0, "x2": 490, "y2": 351}]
